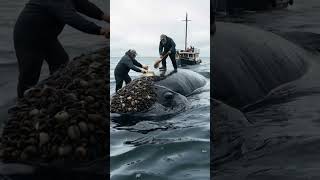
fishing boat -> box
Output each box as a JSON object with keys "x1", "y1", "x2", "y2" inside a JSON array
[
  {"x1": 176, "y1": 47, "x2": 201, "y2": 66},
  {"x1": 176, "y1": 13, "x2": 202, "y2": 66}
]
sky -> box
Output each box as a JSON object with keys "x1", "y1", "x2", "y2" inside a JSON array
[{"x1": 110, "y1": 0, "x2": 210, "y2": 57}]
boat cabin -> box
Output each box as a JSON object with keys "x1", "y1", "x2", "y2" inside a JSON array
[{"x1": 176, "y1": 47, "x2": 201, "y2": 65}]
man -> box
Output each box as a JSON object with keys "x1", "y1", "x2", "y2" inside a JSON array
[
  {"x1": 14, "y1": 0, "x2": 109, "y2": 98},
  {"x1": 114, "y1": 49, "x2": 148, "y2": 92},
  {"x1": 159, "y1": 34, "x2": 177, "y2": 70}
]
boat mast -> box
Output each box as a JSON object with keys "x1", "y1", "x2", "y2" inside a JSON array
[{"x1": 182, "y1": 12, "x2": 191, "y2": 50}]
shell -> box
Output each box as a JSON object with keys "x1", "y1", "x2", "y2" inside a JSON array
[
  {"x1": 58, "y1": 145, "x2": 72, "y2": 156},
  {"x1": 29, "y1": 109, "x2": 40, "y2": 116},
  {"x1": 78, "y1": 121, "x2": 88, "y2": 134},
  {"x1": 39, "y1": 132, "x2": 49, "y2": 146},
  {"x1": 79, "y1": 80, "x2": 89, "y2": 87},
  {"x1": 68, "y1": 125, "x2": 80, "y2": 140},
  {"x1": 24, "y1": 87, "x2": 42, "y2": 97},
  {"x1": 54, "y1": 111, "x2": 69, "y2": 122},
  {"x1": 85, "y1": 96, "x2": 95, "y2": 102},
  {"x1": 26, "y1": 138, "x2": 37, "y2": 145},
  {"x1": 66, "y1": 93, "x2": 78, "y2": 101},
  {"x1": 41, "y1": 86, "x2": 56, "y2": 97}
]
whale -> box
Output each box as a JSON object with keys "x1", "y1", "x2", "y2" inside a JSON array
[
  {"x1": 212, "y1": 22, "x2": 320, "y2": 179},
  {"x1": 111, "y1": 69, "x2": 207, "y2": 118},
  {"x1": 212, "y1": 22, "x2": 309, "y2": 108}
]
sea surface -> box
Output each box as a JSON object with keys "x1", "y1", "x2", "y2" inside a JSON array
[{"x1": 110, "y1": 57, "x2": 210, "y2": 180}]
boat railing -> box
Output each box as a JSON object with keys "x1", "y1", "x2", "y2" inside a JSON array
[{"x1": 178, "y1": 48, "x2": 200, "y2": 54}]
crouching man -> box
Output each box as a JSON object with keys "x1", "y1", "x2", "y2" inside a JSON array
[{"x1": 114, "y1": 49, "x2": 148, "y2": 92}]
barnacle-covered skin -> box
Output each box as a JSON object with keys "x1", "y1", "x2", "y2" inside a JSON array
[
  {"x1": 0, "y1": 48, "x2": 108, "y2": 164},
  {"x1": 110, "y1": 77, "x2": 160, "y2": 113}
]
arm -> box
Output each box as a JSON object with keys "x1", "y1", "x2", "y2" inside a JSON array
[
  {"x1": 159, "y1": 42, "x2": 164, "y2": 55},
  {"x1": 47, "y1": 0, "x2": 102, "y2": 35},
  {"x1": 73, "y1": 0, "x2": 106, "y2": 21},
  {"x1": 132, "y1": 59, "x2": 143, "y2": 68},
  {"x1": 126, "y1": 59, "x2": 142, "y2": 72},
  {"x1": 102, "y1": 14, "x2": 110, "y2": 22}
]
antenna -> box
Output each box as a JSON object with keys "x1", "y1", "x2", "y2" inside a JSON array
[{"x1": 182, "y1": 12, "x2": 191, "y2": 50}]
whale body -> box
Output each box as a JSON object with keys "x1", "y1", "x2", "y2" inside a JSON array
[
  {"x1": 212, "y1": 22, "x2": 309, "y2": 108},
  {"x1": 212, "y1": 22, "x2": 320, "y2": 179},
  {"x1": 111, "y1": 69, "x2": 207, "y2": 117}
]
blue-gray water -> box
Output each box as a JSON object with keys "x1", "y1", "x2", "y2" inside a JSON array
[{"x1": 110, "y1": 57, "x2": 210, "y2": 179}]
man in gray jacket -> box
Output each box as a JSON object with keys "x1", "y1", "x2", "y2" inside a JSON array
[
  {"x1": 14, "y1": 0, "x2": 109, "y2": 98},
  {"x1": 114, "y1": 49, "x2": 148, "y2": 92},
  {"x1": 159, "y1": 34, "x2": 177, "y2": 70}
]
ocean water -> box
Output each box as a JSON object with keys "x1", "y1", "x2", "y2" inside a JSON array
[{"x1": 110, "y1": 57, "x2": 210, "y2": 179}]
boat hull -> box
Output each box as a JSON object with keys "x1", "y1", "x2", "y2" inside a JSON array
[{"x1": 178, "y1": 58, "x2": 201, "y2": 66}]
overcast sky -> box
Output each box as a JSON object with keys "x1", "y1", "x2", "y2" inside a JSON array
[{"x1": 110, "y1": 0, "x2": 210, "y2": 57}]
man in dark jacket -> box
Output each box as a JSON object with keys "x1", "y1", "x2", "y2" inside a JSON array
[
  {"x1": 114, "y1": 49, "x2": 148, "y2": 92},
  {"x1": 159, "y1": 34, "x2": 177, "y2": 70},
  {"x1": 14, "y1": 0, "x2": 109, "y2": 98}
]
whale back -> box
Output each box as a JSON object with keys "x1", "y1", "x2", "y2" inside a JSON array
[
  {"x1": 212, "y1": 22, "x2": 309, "y2": 108},
  {"x1": 155, "y1": 69, "x2": 207, "y2": 96}
]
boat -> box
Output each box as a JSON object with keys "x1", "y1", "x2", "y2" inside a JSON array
[
  {"x1": 176, "y1": 47, "x2": 202, "y2": 66},
  {"x1": 176, "y1": 13, "x2": 202, "y2": 66}
]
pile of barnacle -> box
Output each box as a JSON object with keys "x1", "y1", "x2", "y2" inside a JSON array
[
  {"x1": 0, "y1": 48, "x2": 108, "y2": 163},
  {"x1": 110, "y1": 76, "x2": 160, "y2": 113}
]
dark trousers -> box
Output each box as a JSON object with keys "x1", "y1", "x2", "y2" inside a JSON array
[
  {"x1": 115, "y1": 74, "x2": 131, "y2": 92},
  {"x1": 162, "y1": 53, "x2": 177, "y2": 69},
  {"x1": 14, "y1": 39, "x2": 69, "y2": 98}
]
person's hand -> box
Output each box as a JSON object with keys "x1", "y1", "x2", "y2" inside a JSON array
[
  {"x1": 100, "y1": 27, "x2": 110, "y2": 39},
  {"x1": 102, "y1": 14, "x2": 110, "y2": 23},
  {"x1": 168, "y1": 50, "x2": 171, "y2": 54},
  {"x1": 160, "y1": 55, "x2": 163, "y2": 59},
  {"x1": 141, "y1": 69, "x2": 147, "y2": 73},
  {"x1": 142, "y1": 65, "x2": 149, "y2": 70}
]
